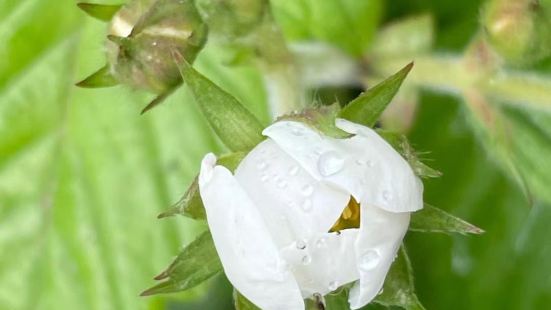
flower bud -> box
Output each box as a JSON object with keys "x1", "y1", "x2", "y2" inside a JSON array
[
  {"x1": 482, "y1": 0, "x2": 551, "y2": 66},
  {"x1": 106, "y1": 0, "x2": 208, "y2": 94}
]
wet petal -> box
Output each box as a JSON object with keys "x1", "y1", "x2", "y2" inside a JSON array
[
  {"x1": 198, "y1": 154, "x2": 304, "y2": 310},
  {"x1": 348, "y1": 205, "x2": 410, "y2": 309},
  {"x1": 280, "y1": 230, "x2": 360, "y2": 298},
  {"x1": 234, "y1": 140, "x2": 350, "y2": 245},
  {"x1": 263, "y1": 120, "x2": 423, "y2": 213}
]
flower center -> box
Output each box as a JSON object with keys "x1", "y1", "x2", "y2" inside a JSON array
[{"x1": 330, "y1": 196, "x2": 361, "y2": 232}]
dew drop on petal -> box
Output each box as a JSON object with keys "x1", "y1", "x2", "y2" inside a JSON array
[
  {"x1": 300, "y1": 184, "x2": 314, "y2": 196},
  {"x1": 277, "y1": 179, "x2": 288, "y2": 189},
  {"x1": 318, "y1": 151, "x2": 344, "y2": 176},
  {"x1": 355, "y1": 159, "x2": 366, "y2": 166},
  {"x1": 257, "y1": 161, "x2": 268, "y2": 170},
  {"x1": 261, "y1": 174, "x2": 269, "y2": 182},
  {"x1": 315, "y1": 237, "x2": 326, "y2": 249},
  {"x1": 367, "y1": 160, "x2": 374, "y2": 167},
  {"x1": 301, "y1": 255, "x2": 312, "y2": 265},
  {"x1": 328, "y1": 280, "x2": 339, "y2": 291},
  {"x1": 359, "y1": 249, "x2": 381, "y2": 271},
  {"x1": 288, "y1": 165, "x2": 300, "y2": 176},
  {"x1": 292, "y1": 127, "x2": 304, "y2": 136},
  {"x1": 296, "y1": 240, "x2": 307, "y2": 250},
  {"x1": 301, "y1": 199, "x2": 312, "y2": 212},
  {"x1": 382, "y1": 190, "x2": 391, "y2": 202}
]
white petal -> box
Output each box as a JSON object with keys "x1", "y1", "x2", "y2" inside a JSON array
[
  {"x1": 198, "y1": 155, "x2": 304, "y2": 310},
  {"x1": 348, "y1": 205, "x2": 410, "y2": 309},
  {"x1": 263, "y1": 120, "x2": 423, "y2": 213},
  {"x1": 280, "y1": 230, "x2": 360, "y2": 298},
  {"x1": 234, "y1": 139, "x2": 350, "y2": 245}
]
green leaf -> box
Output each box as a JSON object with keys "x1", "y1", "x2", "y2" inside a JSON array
[
  {"x1": 0, "y1": 1, "x2": 267, "y2": 308},
  {"x1": 141, "y1": 231, "x2": 222, "y2": 296},
  {"x1": 77, "y1": 3, "x2": 122, "y2": 22},
  {"x1": 377, "y1": 130, "x2": 442, "y2": 179},
  {"x1": 339, "y1": 62, "x2": 413, "y2": 127},
  {"x1": 410, "y1": 205, "x2": 484, "y2": 234},
  {"x1": 271, "y1": 0, "x2": 383, "y2": 56},
  {"x1": 234, "y1": 290, "x2": 261, "y2": 310},
  {"x1": 158, "y1": 152, "x2": 246, "y2": 219},
  {"x1": 374, "y1": 247, "x2": 425, "y2": 310},
  {"x1": 75, "y1": 65, "x2": 119, "y2": 88},
  {"x1": 406, "y1": 91, "x2": 551, "y2": 308},
  {"x1": 176, "y1": 54, "x2": 265, "y2": 152}
]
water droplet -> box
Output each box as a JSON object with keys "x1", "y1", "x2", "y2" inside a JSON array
[
  {"x1": 360, "y1": 249, "x2": 381, "y2": 271},
  {"x1": 355, "y1": 159, "x2": 366, "y2": 165},
  {"x1": 367, "y1": 160, "x2": 374, "y2": 167},
  {"x1": 328, "y1": 280, "x2": 339, "y2": 291},
  {"x1": 315, "y1": 237, "x2": 326, "y2": 248},
  {"x1": 300, "y1": 184, "x2": 314, "y2": 196},
  {"x1": 288, "y1": 165, "x2": 299, "y2": 176},
  {"x1": 292, "y1": 127, "x2": 304, "y2": 136},
  {"x1": 318, "y1": 151, "x2": 344, "y2": 176},
  {"x1": 301, "y1": 199, "x2": 312, "y2": 212},
  {"x1": 261, "y1": 174, "x2": 269, "y2": 182},
  {"x1": 296, "y1": 240, "x2": 307, "y2": 250},
  {"x1": 382, "y1": 190, "x2": 391, "y2": 202},
  {"x1": 257, "y1": 161, "x2": 268, "y2": 170},
  {"x1": 277, "y1": 179, "x2": 288, "y2": 189},
  {"x1": 301, "y1": 255, "x2": 312, "y2": 265}
]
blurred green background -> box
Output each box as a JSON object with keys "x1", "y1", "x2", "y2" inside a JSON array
[{"x1": 1, "y1": 0, "x2": 550, "y2": 309}]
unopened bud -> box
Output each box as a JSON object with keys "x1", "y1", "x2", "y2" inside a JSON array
[
  {"x1": 482, "y1": 0, "x2": 551, "y2": 66},
  {"x1": 107, "y1": 0, "x2": 208, "y2": 93}
]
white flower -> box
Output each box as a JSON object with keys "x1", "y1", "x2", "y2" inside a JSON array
[{"x1": 198, "y1": 119, "x2": 424, "y2": 310}]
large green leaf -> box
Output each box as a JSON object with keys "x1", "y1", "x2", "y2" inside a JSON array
[
  {"x1": 0, "y1": 1, "x2": 267, "y2": 309},
  {"x1": 406, "y1": 92, "x2": 551, "y2": 309}
]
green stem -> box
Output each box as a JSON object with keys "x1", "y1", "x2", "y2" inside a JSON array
[{"x1": 374, "y1": 56, "x2": 551, "y2": 110}]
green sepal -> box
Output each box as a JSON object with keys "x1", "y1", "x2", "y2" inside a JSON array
[
  {"x1": 175, "y1": 53, "x2": 265, "y2": 152},
  {"x1": 234, "y1": 290, "x2": 260, "y2": 310},
  {"x1": 339, "y1": 62, "x2": 413, "y2": 128},
  {"x1": 158, "y1": 152, "x2": 246, "y2": 220},
  {"x1": 140, "y1": 87, "x2": 178, "y2": 114},
  {"x1": 277, "y1": 103, "x2": 352, "y2": 139},
  {"x1": 377, "y1": 129, "x2": 442, "y2": 179},
  {"x1": 106, "y1": 35, "x2": 131, "y2": 47},
  {"x1": 141, "y1": 231, "x2": 222, "y2": 296},
  {"x1": 410, "y1": 204, "x2": 484, "y2": 234},
  {"x1": 75, "y1": 65, "x2": 119, "y2": 88},
  {"x1": 373, "y1": 246, "x2": 425, "y2": 310},
  {"x1": 77, "y1": 3, "x2": 122, "y2": 22}
]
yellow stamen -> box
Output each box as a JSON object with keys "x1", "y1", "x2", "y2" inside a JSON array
[{"x1": 330, "y1": 196, "x2": 361, "y2": 232}]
